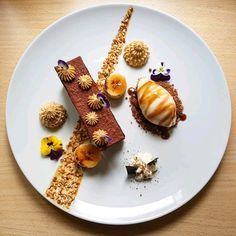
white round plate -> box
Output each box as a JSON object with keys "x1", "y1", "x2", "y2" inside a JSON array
[{"x1": 6, "y1": 4, "x2": 231, "y2": 225}]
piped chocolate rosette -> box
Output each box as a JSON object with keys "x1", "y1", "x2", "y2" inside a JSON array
[{"x1": 129, "y1": 62, "x2": 186, "y2": 139}]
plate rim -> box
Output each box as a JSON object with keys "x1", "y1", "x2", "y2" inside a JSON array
[{"x1": 5, "y1": 3, "x2": 232, "y2": 225}]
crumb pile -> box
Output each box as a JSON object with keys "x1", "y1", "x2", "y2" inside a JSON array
[{"x1": 45, "y1": 120, "x2": 89, "y2": 208}]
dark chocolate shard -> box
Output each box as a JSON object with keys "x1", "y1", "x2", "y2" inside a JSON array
[
  {"x1": 147, "y1": 157, "x2": 158, "y2": 165},
  {"x1": 126, "y1": 166, "x2": 137, "y2": 175}
]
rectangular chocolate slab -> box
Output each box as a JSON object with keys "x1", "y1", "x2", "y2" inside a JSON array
[{"x1": 55, "y1": 56, "x2": 125, "y2": 148}]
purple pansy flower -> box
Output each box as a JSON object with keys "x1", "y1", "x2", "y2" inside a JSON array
[
  {"x1": 97, "y1": 92, "x2": 110, "y2": 108},
  {"x1": 150, "y1": 62, "x2": 171, "y2": 82},
  {"x1": 58, "y1": 59, "x2": 69, "y2": 70},
  {"x1": 48, "y1": 149, "x2": 64, "y2": 161}
]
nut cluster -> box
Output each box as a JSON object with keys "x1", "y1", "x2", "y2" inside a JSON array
[
  {"x1": 97, "y1": 7, "x2": 133, "y2": 91},
  {"x1": 45, "y1": 120, "x2": 90, "y2": 208}
]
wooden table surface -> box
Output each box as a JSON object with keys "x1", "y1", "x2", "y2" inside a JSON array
[{"x1": 1, "y1": 0, "x2": 236, "y2": 235}]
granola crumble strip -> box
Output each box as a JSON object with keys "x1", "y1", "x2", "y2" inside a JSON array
[
  {"x1": 45, "y1": 120, "x2": 89, "y2": 208},
  {"x1": 97, "y1": 6, "x2": 134, "y2": 91}
]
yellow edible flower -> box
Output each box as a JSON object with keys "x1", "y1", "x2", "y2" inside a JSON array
[{"x1": 40, "y1": 136, "x2": 63, "y2": 156}]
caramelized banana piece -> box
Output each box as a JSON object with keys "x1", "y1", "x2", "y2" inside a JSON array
[
  {"x1": 74, "y1": 143, "x2": 102, "y2": 168},
  {"x1": 105, "y1": 73, "x2": 127, "y2": 99}
]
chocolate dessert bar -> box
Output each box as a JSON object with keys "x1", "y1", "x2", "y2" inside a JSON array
[{"x1": 55, "y1": 56, "x2": 125, "y2": 148}]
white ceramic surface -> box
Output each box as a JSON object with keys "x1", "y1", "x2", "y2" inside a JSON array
[{"x1": 6, "y1": 4, "x2": 231, "y2": 225}]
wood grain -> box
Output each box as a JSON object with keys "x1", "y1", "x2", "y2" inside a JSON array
[{"x1": 0, "y1": 0, "x2": 236, "y2": 235}]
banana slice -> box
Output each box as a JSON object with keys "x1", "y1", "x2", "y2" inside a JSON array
[
  {"x1": 105, "y1": 73, "x2": 127, "y2": 99},
  {"x1": 74, "y1": 143, "x2": 102, "y2": 168}
]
